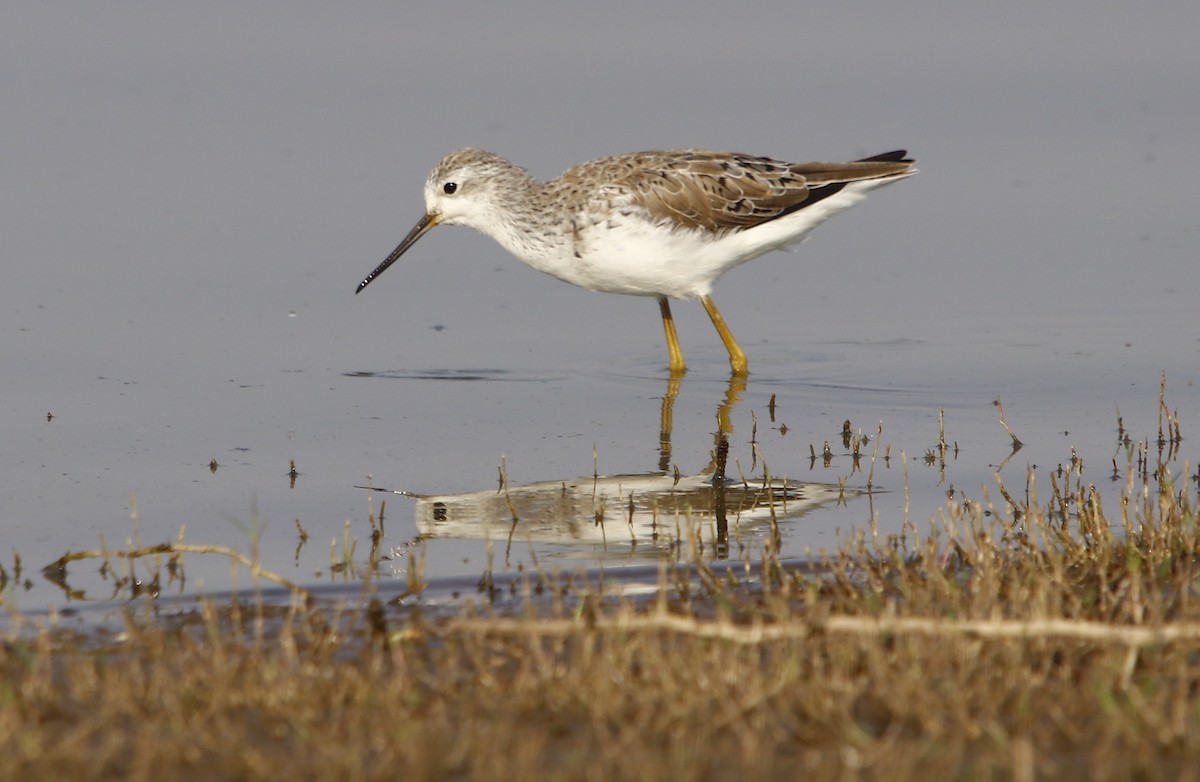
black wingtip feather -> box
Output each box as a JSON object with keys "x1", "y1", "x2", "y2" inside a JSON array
[{"x1": 858, "y1": 150, "x2": 911, "y2": 163}]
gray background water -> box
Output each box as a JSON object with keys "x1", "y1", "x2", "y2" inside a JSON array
[{"x1": 3, "y1": 2, "x2": 1197, "y2": 612}]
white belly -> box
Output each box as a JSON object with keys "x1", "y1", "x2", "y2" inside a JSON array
[{"x1": 498, "y1": 177, "x2": 899, "y2": 299}]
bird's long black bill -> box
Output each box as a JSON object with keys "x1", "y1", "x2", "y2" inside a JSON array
[{"x1": 355, "y1": 212, "x2": 439, "y2": 294}]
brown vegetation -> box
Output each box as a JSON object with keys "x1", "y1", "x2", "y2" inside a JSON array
[{"x1": 1, "y1": 404, "x2": 1197, "y2": 780}]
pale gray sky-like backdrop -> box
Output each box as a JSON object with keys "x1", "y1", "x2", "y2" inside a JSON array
[{"x1": 2, "y1": 2, "x2": 1197, "y2": 613}]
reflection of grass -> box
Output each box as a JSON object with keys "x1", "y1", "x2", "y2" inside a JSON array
[
  {"x1": 40, "y1": 495, "x2": 312, "y2": 601},
  {"x1": 4, "y1": 399, "x2": 1200, "y2": 778},
  {"x1": 45, "y1": 540, "x2": 309, "y2": 595}
]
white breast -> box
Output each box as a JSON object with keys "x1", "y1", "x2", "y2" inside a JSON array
[{"x1": 489, "y1": 175, "x2": 904, "y2": 299}]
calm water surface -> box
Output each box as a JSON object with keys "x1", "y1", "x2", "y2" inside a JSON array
[{"x1": 2, "y1": 3, "x2": 1197, "y2": 616}]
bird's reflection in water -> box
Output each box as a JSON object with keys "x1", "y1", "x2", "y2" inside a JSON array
[{"x1": 407, "y1": 373, "x2": 854, "y2": 563}]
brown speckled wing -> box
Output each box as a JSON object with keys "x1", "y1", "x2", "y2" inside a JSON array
[{"x1": 588, "y1": 150, "x2": 913, "y2": 234}]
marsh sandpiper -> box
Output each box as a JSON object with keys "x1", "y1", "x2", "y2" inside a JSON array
[{"x1": 357, "y1": 148, "x2": 916, "y2": 375}]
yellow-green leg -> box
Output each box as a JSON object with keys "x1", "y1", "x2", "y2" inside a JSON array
[
  {"x1": 658, "y1": 296, "x2": 687, "y2": 375},
  {"x1": 700, "y1": 295, "x2": 748, "y2": 375},
  {"x1": 658, "y1": 372, "x2": 682, "y2": 473}
]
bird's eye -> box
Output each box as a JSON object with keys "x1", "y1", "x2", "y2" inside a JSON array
[{"x1": 443, "y1": 182, "x2": 458, "y2": 194}]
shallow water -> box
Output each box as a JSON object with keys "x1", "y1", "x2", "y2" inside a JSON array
[{"x1": 3, "y1": 2, "x2": 1198, "y2": 616}]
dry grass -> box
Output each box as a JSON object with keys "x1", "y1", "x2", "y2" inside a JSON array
[{"x1": 2, "y1": 411, "x2": 1199, "y2": 780}]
